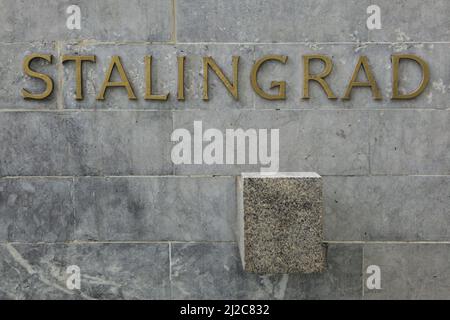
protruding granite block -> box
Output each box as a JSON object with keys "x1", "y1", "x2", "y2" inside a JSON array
[{"x1": 237, "y1": 172, "x2": 326, "y2": 274}]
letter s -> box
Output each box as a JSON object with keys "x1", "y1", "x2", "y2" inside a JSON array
[{"x1": 21, "y1": 54, "x2": 54, "y2": 100}]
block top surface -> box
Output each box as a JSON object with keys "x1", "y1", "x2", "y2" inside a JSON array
[{"x1": 241, "y1": 172, "x2": 321, "y2": 178}]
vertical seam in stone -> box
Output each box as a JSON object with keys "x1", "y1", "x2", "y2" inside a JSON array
[
  {"x1": 171, "y1": 0, "x2": 177, "y2": 44},
  {"x1": 171, "y1": 110, "x2": 175, "y2": 174},
  {"x1": 367, "y1": 7, "x2": 372, "y2": 44},
  {"x1": 56, "y1": 41, "x2": 64, "y2": 110},
  {"x1": 168, "y1": 241, "x2": 173, "y2": 298},
  {"x1": 362, "y1": 244, "x2": 365, "y2": 298},
  {"x1": 368, "y1": 111, "x2": 372, "y2": 175},
  {"x1": 252, "y1": 45, "x2": 256, "y2": 110},
  {"x1": 71, "y1": 176, "x2": 76, "y2": 242}
]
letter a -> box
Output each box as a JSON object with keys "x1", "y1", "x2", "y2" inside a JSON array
[
  {"x1": 366, "y1": 265, "x2": 381, "y2": 290},
  {"x1": 66, "y1": 265, "x2": 81, "y2": 290},
  {"x1": 366, "y1": 5, "x2": 381, "y2": 30},
  {"x1": 66, "y1": 5, "x2": 81, "y2": 30}
]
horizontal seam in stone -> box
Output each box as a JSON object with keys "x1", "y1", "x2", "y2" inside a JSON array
[
  {"x1": 3, "y1": 241, "x2": 450, "y2": 245},
  {"x1": 2, "y1": 174, "x2": 450, "y2": 179},
  {"x1": 0, "y1": 175, "x2": 237, "y2": 179},
  {"x1": 0, "y1": 240, "x2": 238, "y2": 245},
  {"x1": 3, "y1": 41, "x2": 450, "y2": 46},
  {"x1": 325, "y1": 241, "x2": 450, "y2": 244},
  {"x1": 0, "y1": 109, "x2": 448, "y2": 112}
]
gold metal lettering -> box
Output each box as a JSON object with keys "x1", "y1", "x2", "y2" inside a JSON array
[
  {"x1": 250, "y1": 55, "x2": 287, "y2": 100},
  {"x1": 343, "y1": 56, "x2": 381, "y2": 100},
  {"x1": 62, "y1": 55, "x2": 96, "y2": 100},
  {"x1": 177, "y1": 56, "x2": 185, "y2": 101},
  {"x1": 203, "y1": 56, "x2": 239, "y2": 100},
  {"x1": 21, "y1": 54, "x2": 54, "y2": 100},
  {"x1": 392, "y1": 54, "x2": 430, "y2": 99},
  {"x1": 96, "y1": 56, "x2": 136, "y2": 100},
  {"x1": 144, "y1": 55, "x2": 169, "y2": 101},
  {"x1": 303, "y1": 55, "x2": 336, "y2": 99}
]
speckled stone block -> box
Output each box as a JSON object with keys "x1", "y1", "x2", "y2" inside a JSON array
[{"x1": 237, "y1": 172, "x2": 326, "y2": 274}]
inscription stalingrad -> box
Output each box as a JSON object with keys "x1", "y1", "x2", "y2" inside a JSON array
[{"x1": 21, "y1": 53, "x2": 429, "y2": 101}]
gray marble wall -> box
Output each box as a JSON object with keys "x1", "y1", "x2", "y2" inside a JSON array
[{"x1": 0, "y1": 0, "x2": 449, "y2": 299}]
